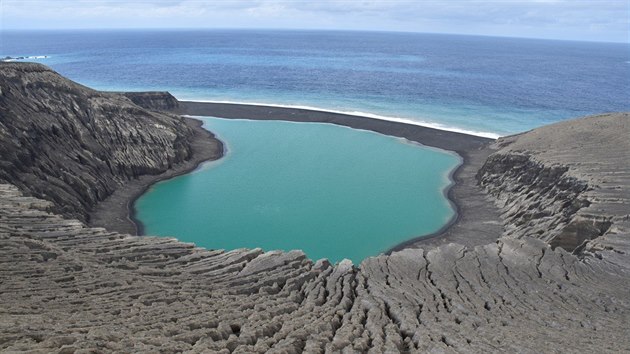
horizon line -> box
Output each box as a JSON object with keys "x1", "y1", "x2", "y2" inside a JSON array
[{"x1": 1, "y1": 27, "x2": 627, "y2": 45}]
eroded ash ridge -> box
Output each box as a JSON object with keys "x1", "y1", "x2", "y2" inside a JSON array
[{"x1": 1, "y1": 62, "x2": 628, "y2": 353}]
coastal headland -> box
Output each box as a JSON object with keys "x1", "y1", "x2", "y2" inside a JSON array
[{"x1": 1, "y1": 63, "x2": 628, "y2": 352}]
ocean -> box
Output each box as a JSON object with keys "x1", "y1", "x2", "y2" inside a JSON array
[
  {"x1": 2, "y1": 29, "x2": 628, "y2": 137},
  {"x1": 3, "y1": 29, "x2": 628, "y2": 263}
]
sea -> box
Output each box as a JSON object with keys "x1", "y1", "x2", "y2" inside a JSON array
[
  {"x1": 2, "y1": 30, "x2": 628, "y2": 263},
  {"x1": 2, "y1": 29, "x2": 629, "y2": 137}
]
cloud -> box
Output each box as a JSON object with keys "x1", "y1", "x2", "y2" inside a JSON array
[{"x1": 0, "y1": 0, "x2": 627, "y2": 42}]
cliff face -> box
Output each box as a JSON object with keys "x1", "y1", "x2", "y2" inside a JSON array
[
  {"x1": 122, "y1": 91, "x2": 180, "y2": 111},
  {"x1": 0, "y1": 63, "x2": 194, "y2": 221},
  {"x1": 478, "y1": 113, "x2": 629, "y2": 255}
]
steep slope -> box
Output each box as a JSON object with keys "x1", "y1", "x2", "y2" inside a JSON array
[
  {"x1": 478, "y1": 113, "x2": 630, "y2": 255},
  {"x1": 0, "y1": 62, "x2": 197, "y2": 222},
  {"x1": 1, "y1": 183, "x2": 628, "y2": 353},
  {"x1": 122, "y1": 91, "x2": 180, "y2": 111}
]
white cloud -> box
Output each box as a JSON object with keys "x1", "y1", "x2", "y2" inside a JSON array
[{"x1": 0, "y1": 0, "x2": 627, "y2": 42}]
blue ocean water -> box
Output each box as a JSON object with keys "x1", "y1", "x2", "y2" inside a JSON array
[{"x1": 2, "y1": 29, "x2": 628, "y2": 136}]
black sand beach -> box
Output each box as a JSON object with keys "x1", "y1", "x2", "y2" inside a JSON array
[
  {"x1": 177, "y1": 101, "x2": 491, "y2": 152},
  {"x1": 88, "y1": 118, "x2": 223, "y2": 235}
]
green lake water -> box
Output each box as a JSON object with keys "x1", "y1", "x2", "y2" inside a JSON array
[{"x1": 135, "y1": 117, "x2": 460, "y2": 264}]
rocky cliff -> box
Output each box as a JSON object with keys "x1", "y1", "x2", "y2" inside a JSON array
[
  {"x1": 478, "y1": 113, "x2": 629, "y2": 256},
  {"x1": 122, "y1": 91, "x2": 180, "y2": 112},
  {"x1": 0, "y1": 63, "x2": 195, "y2": 222},
  {"x1": 0, "y1": 64, "x2": 628, "y2": 352}
]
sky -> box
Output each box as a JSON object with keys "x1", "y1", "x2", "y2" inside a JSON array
[{"x1": 1, "y1": 0, "x2": 628, "y2": 43}]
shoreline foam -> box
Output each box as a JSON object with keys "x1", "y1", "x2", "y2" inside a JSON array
[{"x1": 176, "y1": 101, "x2": 494, "y2": 153}]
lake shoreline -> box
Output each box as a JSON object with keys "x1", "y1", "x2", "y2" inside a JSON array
[
  {"x1": 384, "y1": 152, "x2": 465, "y2": 254},
  {"x1": 177, "y1": 101, "x2": 493, "y2": 153},
  {"x1": 92, "y1": 98, "x2": 504, "y2": 252},
  {"x1": 87, "y1": 117, "x2": 224, "y2": 235},
  {"x1": 172, "y1": 101, "x2": 504, "y2": 253}
]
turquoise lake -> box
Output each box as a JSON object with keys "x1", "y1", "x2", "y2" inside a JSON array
[{"x1": 135, "y1": 117, "x2": 460, "y2": 264}]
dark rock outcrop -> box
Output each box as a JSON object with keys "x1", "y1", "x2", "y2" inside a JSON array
[
  {"x1": 122, "y1": 91, "x2": 180, "y2": 112},
  {"x1": 0, "y1": 63, "x2": 194, "y2": 222}
]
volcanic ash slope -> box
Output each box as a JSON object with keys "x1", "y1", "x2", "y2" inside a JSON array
[
  {"x1": 0, "y1": 63, "x2": 629, "y2": 353},
  {"x1": 0, "y1": 62, "x2": 201, "y2": 223}
]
